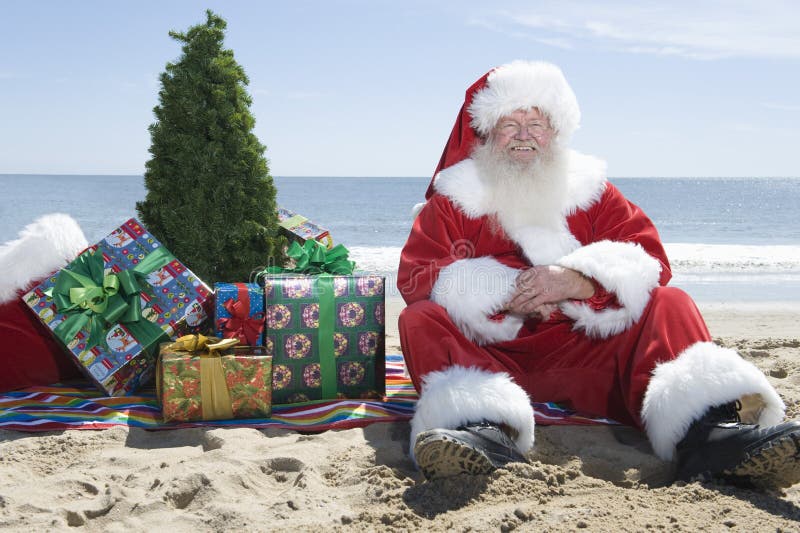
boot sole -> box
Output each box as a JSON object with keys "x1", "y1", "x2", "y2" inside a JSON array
[
  {"x1": 414, "y1": 432, "x2": 495, "y2": 480},
  {"x1": 724, "y1": 430, "x2": 800, "y2": 489}
]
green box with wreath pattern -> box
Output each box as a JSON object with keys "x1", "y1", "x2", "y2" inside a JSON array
[{"x1": 261, "y1": 274, "x2": 385, "y2": 404}]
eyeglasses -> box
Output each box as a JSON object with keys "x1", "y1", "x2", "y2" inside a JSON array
[{"x1": 496, "y1": 121, "x2": 551, "y2": 138}]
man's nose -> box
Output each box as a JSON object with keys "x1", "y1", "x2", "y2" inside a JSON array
[{"x1": 515, "y1": 126, "x2": 534, "y2": 140}]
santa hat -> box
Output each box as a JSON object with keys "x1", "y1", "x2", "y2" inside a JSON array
[
  {"x1": 0, "y1": 214, "x2": 88, "y2": 392},
  {"x1": 425, "y1": 60, "x2": 580, "y2": 199}
]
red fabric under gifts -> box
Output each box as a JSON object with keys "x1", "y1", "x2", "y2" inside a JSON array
[{"x1": 0, "y1": 282, "x2": 81, "y2": 392}]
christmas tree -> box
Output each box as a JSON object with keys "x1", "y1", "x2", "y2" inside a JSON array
[{"x1": 137, "y1": 10, "x2": 284, "y2": 284}]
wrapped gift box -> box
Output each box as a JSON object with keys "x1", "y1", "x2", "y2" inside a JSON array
[
  {"x1": 23, "y1": 218, "x2": 212, "y2": 396},
  {"x1": 157, "y1": 335, "x2": 272, "y2": 422},
  {"x1": 277, "y1": 207, "x2": 333, "y2": 249},
  {"x1": 214, "y1": 282, "x2": 265, "y2": 346},
  {"x1": 262, "y1": 274, "x2": 385, "y2": 404}
]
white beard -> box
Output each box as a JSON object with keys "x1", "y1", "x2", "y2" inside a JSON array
[{"x1": 472, "y1": 141, "x2": 570, "y2": 232}]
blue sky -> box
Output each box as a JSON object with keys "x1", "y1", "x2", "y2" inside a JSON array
[{"x1": 2, "y1": 1, "x2": 798, "y2": 177}]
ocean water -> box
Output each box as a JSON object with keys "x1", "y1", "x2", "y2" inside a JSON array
[{"x1": 1, "y1": 174, "x2": 799, "y2": 302}]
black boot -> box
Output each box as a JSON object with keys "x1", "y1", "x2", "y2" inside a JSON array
[
  {"x1": 675, "y1": 401, "x2": 800, "y2": 488},
  {"x1": 414, "y1": 421, "x2": 528, "y2": 480}
]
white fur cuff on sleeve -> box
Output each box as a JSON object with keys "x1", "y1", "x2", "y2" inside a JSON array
[
  {"x1": 557, "y1": 240, "x2": 661, "y2": 338},
  {"x1": 430, "y1": 256, "x2": 523, "y2": 345}
]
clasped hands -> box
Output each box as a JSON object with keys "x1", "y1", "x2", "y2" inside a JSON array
[{"x1": 504, "y1": 265, "x2": 595, "y2": 321}]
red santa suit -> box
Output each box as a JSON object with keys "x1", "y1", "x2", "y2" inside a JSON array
[
  {"x1": 0, "y1": 214, "x2": 88, "y2": 392},
  {"x1": 399, "y1": 61, "x2": 784, "y2": 463}
]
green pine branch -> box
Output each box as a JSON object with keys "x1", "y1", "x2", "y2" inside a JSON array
[{"x1": 137, "y1": 9, "x2": 286, "y2": 284}]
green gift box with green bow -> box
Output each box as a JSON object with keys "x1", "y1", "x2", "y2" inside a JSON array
[
  {"x1": 23, "y1": 218, "x2": 212, "y2": 396},
  {"x1": 258, "y1": 240, "x2": 386, "y2": 404}
]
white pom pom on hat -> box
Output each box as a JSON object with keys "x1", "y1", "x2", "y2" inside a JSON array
[{"x1": 467, "y1": 60, "x2": 581, "y2": 142}]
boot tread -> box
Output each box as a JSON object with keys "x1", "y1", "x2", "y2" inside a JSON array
[
  {"x1": 415, "y1": 433, "x2": 495, "y2": 480},
  {"x1": 724, "y1": 431, "x2": 800, "y2": 488}
]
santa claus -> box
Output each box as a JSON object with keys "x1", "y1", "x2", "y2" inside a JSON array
[{"x1": 398, "y1": 60, "x2": 800, "y2": 488}]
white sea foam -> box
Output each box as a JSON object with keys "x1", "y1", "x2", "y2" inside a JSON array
[
  {"x1": 351, "y1": 243, "x2": 800, "y2": 276},
  {"x1": 350, "y1": 246, "x2": 403, "y2": 273},
  {"x1": 664, "y1": 243, "x2": 800, "y2": 273}
]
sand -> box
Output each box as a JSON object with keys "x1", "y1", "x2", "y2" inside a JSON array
[{"x1": 2, "y1": 297, "x2": 799, "y2": 531}]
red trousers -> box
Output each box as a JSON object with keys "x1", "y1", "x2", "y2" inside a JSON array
[{"x1": 399, "y1": 286, "x2": 711, "y2": 429}]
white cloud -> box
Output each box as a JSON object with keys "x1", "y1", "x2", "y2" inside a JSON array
[
  {"x1": 467, "y1": 14, "x2": 575, "y2": 49},
  {"x1": 533, "y1": 36, "x2": 575, "y2": 50},
  {"x1": 476, "y1": 1, "x2": 800, "y2": 60}
]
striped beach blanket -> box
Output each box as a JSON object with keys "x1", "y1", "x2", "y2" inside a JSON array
[{"x1": 0, "y1": 355, "x2": 616, "y2": 432}]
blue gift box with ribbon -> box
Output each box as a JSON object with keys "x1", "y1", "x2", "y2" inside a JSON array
[
  {"x1": 213, "y1": 282, "x2": 265, "y2": 346},
  {"x1": 23, "y1": 218, "x2": 212, "y2": 396}
]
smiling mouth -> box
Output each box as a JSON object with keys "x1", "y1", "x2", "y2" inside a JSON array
[{"x1": 511, "y1": 146, "x2": 535, "y2": 151}]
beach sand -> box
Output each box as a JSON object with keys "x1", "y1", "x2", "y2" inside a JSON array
[{"x1": 2, "y1": 297, "x2": 799, "y2": 531}]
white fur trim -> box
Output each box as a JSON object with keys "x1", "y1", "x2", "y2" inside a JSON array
[
  {"x1": 557, "y1": 240, "x2": 661, "y2": 338},
  {"x1": 468, "y1": 60, "x2": 581, "y2": 143},
  {"x1": 0, "y1": 213, "x2": 87, "y2": 304},
  {"x1": 507, "y1": 225, "x2": 581, "y2": 266},
  {"x1": 409, "y1": 365, "x2": 535, "y2": 461},
  {"x1": 556, "y1": 304, "x2": 635, "y2": 339},
  {"x1": 641, "y1": 341, "x2": 785, "y2": 461},
  {"x1": 433, "y1": 159, "x2": 489, "y2": 219},
  {"x1": 411, "y1": 202, "x2": 426, "y2": 219},
  {"x1": 564, "y1": 151, "x2": 608, "y2": 214},
  {"x1": 433, "y1": 150, "x2": 606, "y2": 224},
  {"x1": 431, "y1": 257, "x2": 523, "y2": 345}
]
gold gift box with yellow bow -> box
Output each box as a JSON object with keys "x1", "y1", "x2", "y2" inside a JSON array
[{"x1": 157, "y1": 335, "x2": 272, "y2": 422}]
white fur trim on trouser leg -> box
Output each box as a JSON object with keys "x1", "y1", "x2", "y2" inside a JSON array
[
  {"x1": 641, "y1": 341, "x2": 785, "y2": 461},
  {"x1": 0, "y1": 213, "x2": 88, "y2": 304},
  {"x1": 430, "y1": 256, "x2": 523, "y2": 346},
  {"x1": 557, "y1": 240, "x2": 661, "y2": 338},
  {"x1": 409, "y1": 365, "x2": 535, "y2": 462}
]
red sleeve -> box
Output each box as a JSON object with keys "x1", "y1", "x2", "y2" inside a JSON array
[
  {"x1": 590, "y1": 182, "x2": 671, "y2": 285},
  {"x1": 568, "y1": 182, "x2": 671, "y2": 311},
  {"x1": 397, "y1": 195, "x2": 467, "y2": 304}
]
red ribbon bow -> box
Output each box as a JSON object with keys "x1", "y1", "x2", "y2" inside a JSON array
[{"x1": 219, "y1": 297, "x2": 264, "y2": 346}]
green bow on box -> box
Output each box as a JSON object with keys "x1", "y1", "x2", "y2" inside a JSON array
[
  {"x1": 262, "y1": 239, "x2": 356, "y2": 276},
  {"x1": 46, "y1": 247, "x2": 173, "y2": 352},
  {"x1": 256, "y1": 239, "x2": 356, "y2": 399}
]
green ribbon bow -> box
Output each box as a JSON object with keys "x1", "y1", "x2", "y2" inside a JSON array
[
  {"x1": 47, "y1": 247, "x2": 174, "y2": 353},
  {"x1": 262, "y1": 240, "x2": 355, "y2": 276},
  {"x1": 257, "y1": 240, "x2": 355, "y2": 400}
]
